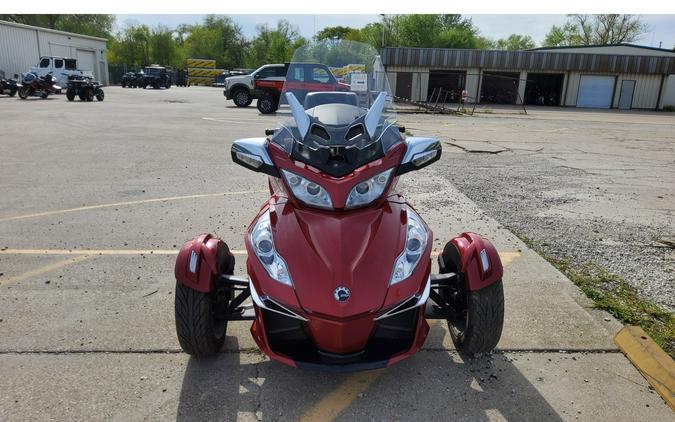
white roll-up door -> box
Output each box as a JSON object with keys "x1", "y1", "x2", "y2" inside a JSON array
[
  {"x1": 576, "y1": 75, "x2": 615, "y2": 108},
  {"x1": 76, "y1": 49, "x2": 96, "y2": 77}
]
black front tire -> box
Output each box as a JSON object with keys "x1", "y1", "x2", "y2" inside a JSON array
[
  {"x1": 257, "y1": 93, "x2": 279, "y2": 114},
  {"x1": 232, "y1": 88, "x2": 253, "y2": 107},
  {"x1": 66, "y1": 90, "x2": 75, "y2": 101},
  {"x1": 175, "y1": 246, "x2": 235, "y2": 356},
  {"x1": 9, "y1": 87, "x2": 17, "y2": 97},
  {"x1": 449, "y1": 281, "x2": 504, "y2": 354},
  {"x1": 96, "y1": 89, "x2": 104, "y2": 101},
  {"x1": 175, "y1": 283, "x2": 227, "y2": 356},
  {"x1": 18, "y1": 87, "x2": 29, "y2": 99},
  {"x1": 440, "y1": 242, "x2": 504, "y2": 355}
]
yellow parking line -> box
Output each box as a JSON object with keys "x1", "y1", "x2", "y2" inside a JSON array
[
  {"x1": 0, "y1": 190, "x2": 267, "y2": 222},
  {"x1": 0, "y1": 248, "x2": 247, "y2": 255},
  {"x1": 299, "y1": 369, "x2": 384, "y2": 422},
  {"x1": 0, "y1": 249, "x2": 520, "y2": 261},
  {"x1": 500, "y1": 251, "x2": 521, "y2": 266},
  {"x1": 0, "y1": 254, "x2": 92, "y2": 287},
  {"x1": 614, "y1": 326, "x2": 675, "y2": 411}
]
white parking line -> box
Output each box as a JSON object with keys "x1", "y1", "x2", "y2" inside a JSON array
[{"x1": 0, "y1": 190, "x2": 266, "y2": 222}]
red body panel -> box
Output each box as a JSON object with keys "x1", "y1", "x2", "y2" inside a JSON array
[
  {"x1": 268, "y1": 142, "x2": 406, "y2": 210},
  {"x1": 175, "y1": 234, "x2": 230, "y2": 293},
  {"x1": 450, "y1": 232, "x2": 503, "y2": 291},
  {"x1": 244, "y1": 142, "x2": 432, "y2": 358},
  {"x1": 246, "y1": 197, "x2": 431, "y2": 355},
  {"x1": 254, "y1": 79, "x2": 350, "y2": 94}
]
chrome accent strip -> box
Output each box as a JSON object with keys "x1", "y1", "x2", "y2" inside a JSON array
[
  {"x1": 374, "y1": 276, "x2": 431, "y2": 321},
  {"x1": 249, "y1": 279, "x2": 308, "y2": 322}
]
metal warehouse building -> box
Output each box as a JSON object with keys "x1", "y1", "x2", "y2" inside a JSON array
[
  {"x1": 382, "y1": 44, "x2": 675, "y2": 110},
  {"x1": 0, "y1": 20, "x2": 109, "y2": 85}
]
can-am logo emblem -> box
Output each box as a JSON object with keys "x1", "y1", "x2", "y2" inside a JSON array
[{"x1": 333, "y1": 286, "x2": 351, "y2": 302}]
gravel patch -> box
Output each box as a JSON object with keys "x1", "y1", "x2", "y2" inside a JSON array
[{"x1": 438, "y1": 151, "x2": 675, "y2": 311}]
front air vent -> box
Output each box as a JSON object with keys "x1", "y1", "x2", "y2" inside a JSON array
[
  {"x1": 311, "y1": 124, "x2": 330, "y2": 141},
  {"x1": 345, "y1": 124, "x2": 365, "y2": 141}
]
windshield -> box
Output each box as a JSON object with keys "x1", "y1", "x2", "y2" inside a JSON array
[{"x1": 271, "y1": 40, "x2": 398, "y2": 177}]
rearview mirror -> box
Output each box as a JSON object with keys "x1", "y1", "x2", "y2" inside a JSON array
[
  {"x1": 231, "y1": 138, "x2": 279, "y2": 177},
  {"x1": 396, "y1": 137, "x2": 442, "y2": 176}
]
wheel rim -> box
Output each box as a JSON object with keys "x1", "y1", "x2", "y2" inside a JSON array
[{"x1": 236, "y1": 91, "x2": 249, "y2": 105}]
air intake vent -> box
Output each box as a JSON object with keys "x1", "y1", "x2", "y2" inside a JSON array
[
  {"x1": 311, "y1": 124, "x2": 330, "y2": 140},
  {"x1": 345, "y1": 124, "x2": 364, "y2": 141}
]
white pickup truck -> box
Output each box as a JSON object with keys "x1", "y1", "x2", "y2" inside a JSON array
[{"x1": 28, "y1": 56, "x2": 94, "y2": 88}]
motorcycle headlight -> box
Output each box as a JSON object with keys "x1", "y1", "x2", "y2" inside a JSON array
[
  {"x1": 250, "y1": 211, "x2": 292, "y2": 286},
  {"x1": 280, "y1": 169, "x2": 332, "y2": 210},
  {"x1": 390, "y1": 209, "x2": 428, "y2": 285},
  {"x1": 345, "y1": 169, "x2": 393, "y2": 209}
]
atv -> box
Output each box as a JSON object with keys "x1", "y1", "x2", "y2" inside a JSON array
[
  {"x1": 174, "y1": 40, "x2": 504, "y2": 371},
  {"x1": 0, "y1": 70, "x2": 20, "y2": 97},
  {"x1": 121, "y1": 71, "x2": 136, "y2": 88},
  {"x1": 66, "y1": 75, "x2": 104, "y2": 102}
]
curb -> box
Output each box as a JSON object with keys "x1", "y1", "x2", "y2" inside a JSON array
[{"x1": 614, "y1": 326, "x2": 675, "y2": 411}]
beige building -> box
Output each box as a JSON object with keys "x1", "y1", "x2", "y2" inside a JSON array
[
  {"x1": 0, "y1": 20, "x2": 109, "y2": 85},
  {"x1": 383, "y1": 44, "x2": 675, "y2": 110}
]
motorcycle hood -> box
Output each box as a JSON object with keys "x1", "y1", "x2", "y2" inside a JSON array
[{"x1": 247, "y1": 199, "x2": 429, "y2": 319}]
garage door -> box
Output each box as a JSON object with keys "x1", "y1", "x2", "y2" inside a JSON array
[
  {"x1": 577, "y1": 75, "x2": 615, "y2": 108},
  {"x1": 76, "y1": 49, "x2": 97, "y2": 78}
]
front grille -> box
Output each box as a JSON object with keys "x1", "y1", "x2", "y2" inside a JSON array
[{"x1": 261, "y1": 307, "x2": 419, "y2": 365}]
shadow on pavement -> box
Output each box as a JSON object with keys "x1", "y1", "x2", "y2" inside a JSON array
[{"x1": 177, "y1": 322, "x2": 563, "y2": 421}]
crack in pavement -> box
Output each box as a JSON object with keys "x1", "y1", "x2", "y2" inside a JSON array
[{"x1": 445, "y1": 140, "x2": 510, "y2": 154}]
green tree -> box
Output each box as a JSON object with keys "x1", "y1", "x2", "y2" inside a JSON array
[
  {"x1": 149, "y1": 26, "x2": 178, "y2": 67},
  {"x1": 0, "y1": 14, "x2": 114, "y2": 38},
  {"x1": 314, "y1": 26, "x2": 354, "y2": 41},
  {"x1": 246, "y1": 20, "x2": 307, "y2": 67},
  {"x1": 184, "y1": 15, "x2": 246, "y2": 69},
  {"x1": 495, "y1": 34, "x2": 536, "y2": 50},
  {"x1": 363, "y1": 14, "x2": 481, "y2": 49},
  {"x1": 543, "y1": 14, "x2": 649, "y2": 47},
  {"x1": 109, "y1": 24, "x2": 151, "y2": 68}
]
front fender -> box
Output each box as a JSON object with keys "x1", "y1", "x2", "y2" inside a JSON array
[
  {"x1": 448, "y1": 232, "x2": 503, "y2": 291},
  {"x1": 175, "y1": 234, "x2": 234, "y2": 293}
]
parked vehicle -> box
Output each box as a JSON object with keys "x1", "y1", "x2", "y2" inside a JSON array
[
  {"x1": 224, "y1": 64, "x2": 285, "y2": 107},
  {"x1": 18, "y1": 72, "x2": 61, "y2": 99},
  {"x1": 66, "y1": 75, "x2": 104, "y2": 102},
  {"x1": 254, "y1": 62, "x2": 350, "y2": 114},
  {"x1": 28, "y1": 56, "x2": 93, "y2": 88},
  {"x1": 121, "y1": 71, "x2": 136, "y2": 88},
  {"x1": 175, "y1": 69, "x2": 189, "y2": 87},
  {"x1": 0, "y1": 70, "x2": 20, "y2": 97},
  {"x1": 142, "y1": 65, "x2": 171, "y2": 89},
  {"x1": 173, "y1": 40, "x2": 505, "y2": 372}
]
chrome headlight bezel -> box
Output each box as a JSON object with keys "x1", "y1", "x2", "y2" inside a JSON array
[
  {"x1": 250, "y1": 210, "x2": 292, "y2": 286},
  {"x1": 390, "y1": 208, "x2": 428, "y2": 286},
  {"x1": 280, "y1": 169, "x2": 333, "y2": 210},
  {"x1": 345, "y1": 168, "x2": 394, "y2": 209}
]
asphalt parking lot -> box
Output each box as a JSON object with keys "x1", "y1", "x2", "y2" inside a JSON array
[{"x1": 0, "y1": 87, "x2": 672, "y2": 421}]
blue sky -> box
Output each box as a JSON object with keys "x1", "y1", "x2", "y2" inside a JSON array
[{"x1": 115, "y1": 14, "x2": 675, "y2": 49}]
